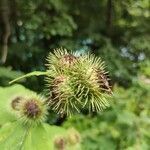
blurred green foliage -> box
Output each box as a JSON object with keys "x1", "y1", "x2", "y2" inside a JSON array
[
  {"x1": 0, "y1": 0, "x2": 150, "y2": 149},
  {"x1": 64, "y1": 81, "x2": 150, "y2": 150},
  {"x1": 0, "y1": 67, "x2": 24, "y2": 86}
]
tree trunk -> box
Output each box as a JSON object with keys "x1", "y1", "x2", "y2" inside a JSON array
[
  {"x1": 106, "y1": 0, "x2": 113, "y2": 37},
  {"x1": 0, "y1": 0, "x2": 11, "y2": 64}
]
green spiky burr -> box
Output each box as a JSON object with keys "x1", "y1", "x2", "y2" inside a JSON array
[{"x1": 46, "y1": 48, "x2": 112, "y2": 116}]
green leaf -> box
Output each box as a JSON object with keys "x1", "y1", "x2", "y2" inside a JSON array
[{"x1": 0, "y1": 122, "x2": 81, "y2": 150}]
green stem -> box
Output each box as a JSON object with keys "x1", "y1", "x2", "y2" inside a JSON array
[{"x1": 9, "y1": 71, "x2": 49, "y2": 84}]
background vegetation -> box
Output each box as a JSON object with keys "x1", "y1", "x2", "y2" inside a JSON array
[{"x1": 0, "y1": 0, "x2": 150, "y2": 149}]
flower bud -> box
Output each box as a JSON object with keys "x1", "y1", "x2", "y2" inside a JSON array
[
  {"x1": 11, "y1": 96, "x2": 24, "y2": 111},
  {"x1": 54, "y1": 136, "x2": 66, "y2": 150},
  {"x1": 67, "y1": 128, "x2": 81, "y2": 145},
  {"x1": 23, "y1": 100, "x2": 41, "y2": 119},
  {"x1": 19, "y1": 94, "x2": 48, "y2": 125},
  {"x1": 60, "y1": 54, "x2": 77, "y2": 68}
]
